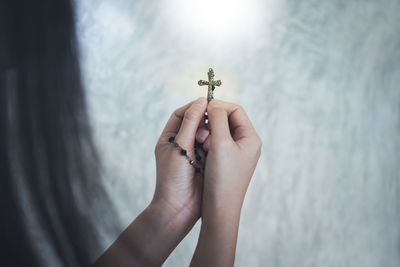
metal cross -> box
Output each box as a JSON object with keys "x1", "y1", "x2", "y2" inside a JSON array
[{"x1": 198, "y1": 68, "x2": 222, "y2": 103}]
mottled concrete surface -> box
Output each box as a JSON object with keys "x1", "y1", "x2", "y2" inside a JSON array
[{"x1": 77, "y1": 0, "x2": 400, "y2": 266}]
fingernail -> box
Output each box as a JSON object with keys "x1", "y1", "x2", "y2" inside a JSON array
[{"x1": 196, "y1": 128, "x2": 210, "y2": 143}]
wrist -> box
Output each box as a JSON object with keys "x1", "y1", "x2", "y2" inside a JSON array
[
  {"x1": 96, "y1": 199, "x2": 197, "y2": 267},
  {"x1": 201, "y1": 199, "x2": 242, "y2": 232},
  {"x1": 149, "y1": 196, "x2": 200, "y2": 232},
  {"x1": 191, "y1": 197, "x2": 241, "y2": 267},
  {"x1": 202, "y1": 189, "x2": 244, "y2": 220}
]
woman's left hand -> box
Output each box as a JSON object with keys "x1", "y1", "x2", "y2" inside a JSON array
[
  {"x1": 152, "y1": 97, "x2": 209, "y2": 229},
  {"x1": 95, "y1": 98, "x2": 210, "y2": 267}
]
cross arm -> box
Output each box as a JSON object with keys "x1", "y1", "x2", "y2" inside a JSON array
[{"x1": 198, "y1": 80, "x2": 209, "y2": 86}]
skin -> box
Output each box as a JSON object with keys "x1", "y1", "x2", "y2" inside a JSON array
[{"x1": 94, "y1": 97, "x2": 262, "y2": 267}]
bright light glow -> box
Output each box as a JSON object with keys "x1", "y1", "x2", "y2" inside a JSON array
[{"x1": 164, "y1": 0, "x2": 263, "y2": 42}]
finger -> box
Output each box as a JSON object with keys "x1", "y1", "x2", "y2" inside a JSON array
[
  {"x1": 195, "y1": 127, "x2": 210, "y2": 143},
  {"x1": 203, "y1": 136, "x2": 211, "y2": 152},
  {"x1": 160, "y1": 100, "x2": 195, "y2": 139},
  {"x1": 198, "y1": 112, "x2": 207, "y2": 129},
  {"x1": 207, "y1": 100, "x2": 232, "y2": 141},
  {"x1": 208, "y1": 99, "x2": 255, "y2": 142},
  {"x1": 175, "y1": 97, "x2": 207, "y2": 148},
  {"x1": 229, "y1": 106, "x2": 255, "y2": 142}
]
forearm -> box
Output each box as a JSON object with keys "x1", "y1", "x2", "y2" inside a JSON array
[
  {"x1": 190, "y1": 197, "x2": 243, "y2": 267},
  {"x1": 94, "y1": 201, "x2": 198, "y2": 267}
]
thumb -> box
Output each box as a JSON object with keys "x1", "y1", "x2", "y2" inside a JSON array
[
  {"x1": 175, "y1": 97, "x2": 207, "y2": 148},
  {"x1": 207, "y1": 100, "x2": 233, "y2": 142}
]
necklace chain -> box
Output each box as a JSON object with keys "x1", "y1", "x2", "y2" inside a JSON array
[{"x1": 168, "y1": 136, "x2": 205, "y2": 174}]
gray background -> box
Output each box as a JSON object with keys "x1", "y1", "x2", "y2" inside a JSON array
[{"x1": 76, "y1": 0, "x2": 400, "y2": 266}]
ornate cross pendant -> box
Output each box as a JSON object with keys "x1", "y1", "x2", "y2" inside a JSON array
[{"x1": 198, "y1": 68, "x2": 222, "y2": 103}]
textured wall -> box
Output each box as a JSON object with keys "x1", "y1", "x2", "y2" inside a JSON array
[{"x1": 76, "y1": 0, "x2": 400, "y2": 266}]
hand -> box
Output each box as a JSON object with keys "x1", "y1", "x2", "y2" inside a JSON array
[
  {"x1": 152, "y1": 97, "x2": 208, "y2": 228},
  {"x1": 190, "y1": 99, "x2": 262, "y2": 267},
  {"x1": 203, "y1": 99, "x2": 262, "y2": 211},
  {"x1": 95, "y1": 98, "x2": 210, "y2": 267}
]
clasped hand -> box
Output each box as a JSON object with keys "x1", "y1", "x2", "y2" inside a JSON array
[
  {"x1": 95, "y1": 97, "x2": 262, "y2": 267},
  {"x1": 153, "y1": 97, "x2": 262, "y2": 226}
]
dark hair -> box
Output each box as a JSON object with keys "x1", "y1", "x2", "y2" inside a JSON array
[{"x1": 1, "y1": 0, "x2": 112, "y2": 266}]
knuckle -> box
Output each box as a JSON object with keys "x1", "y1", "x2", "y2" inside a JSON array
[
  {"x1": 192, "y1": 101, "x2": 205, "y2": 110},
  {"x1": 255, "y1": 136, "x2": 262, "y2": 156},
  {"x1": 184, "y1": 102, "x2": 204, "y2": 121},
  {"x1": 248, "y1": 134, "x2": 262, "y2": 154},
  {"x1": 196, "y1": 97, "x2": 207, "y2": 105},
  {"x1": 208, "y1": 106, "x2": 225, "y2": 116},
  {"x1": 255, "y1": 134, "x2": 262, "y2": 147},
  {"x1": 234, "y1": 104, "x2": 246, "y2": 116},
  {"x1": 215, "y1": 138, "x2": 232, "y2": 149},
  {"x1": 154, "y1": 138, "x2": 170, "y2": 156},
  {"x1": 208, "y1": 99, "x2": 222, "y2": 110},
  {"x1": 172, "y1": 110, "x2": 181, "y2": 120},
  {"x1": 154, "y1": 143, "x2": 161, "y2": 155},
  {"x1": 235, "y1": 104, "x2": 244, "y2": 111},
  {"x1": 184, "y1": 109, "x2": 198, "y2": 121}
]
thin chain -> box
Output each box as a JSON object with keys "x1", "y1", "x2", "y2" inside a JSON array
[{"x1": 168, "y1": 136, "x2": 205, "y2": 174}]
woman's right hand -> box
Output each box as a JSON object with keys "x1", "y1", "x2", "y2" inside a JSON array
[
  {"x1": 202, "y1": 99, "x2": 262, "y2": 212},
  {"x1": 191, "y1": 99, "x2": 261, "y2": 267}
]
